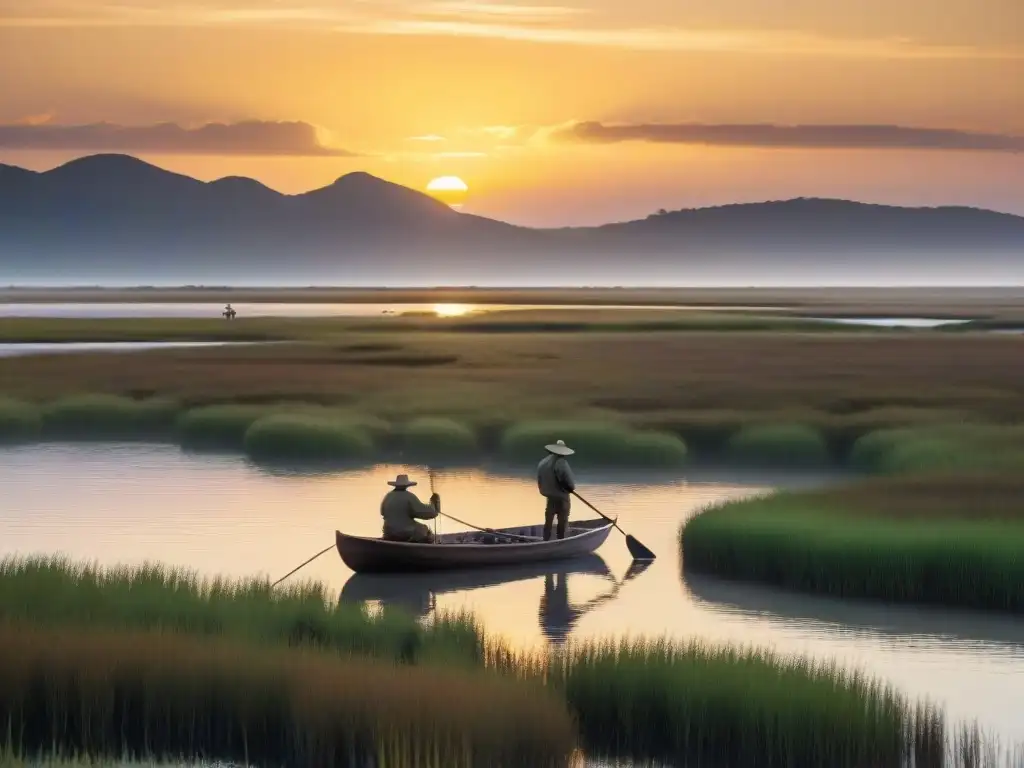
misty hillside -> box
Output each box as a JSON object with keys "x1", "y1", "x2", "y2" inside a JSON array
[{"x1": 1, "y1": 154, "x2": 1022, "y2": 283}]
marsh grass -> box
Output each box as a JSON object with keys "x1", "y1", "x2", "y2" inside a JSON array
[
  {"x1": 398, "y1": 417, "x2": 479, "y2": 463},
  {"x1": 176, "y1": 404, "x2": 291, "y2": 451},
  {"x1": 176, "y1": 403, "x2": 390, "y2": 455},
  {"x1": 0, "y1": 398, "x2": 41, "y2": 444},
  {"x1": 0, "y1": 622, "x2": 575, "y2": 768},
  {"x1": 488, "y1": 638, "x2": 940, "y2": 768},
  {"x1": 681, "y1": 474, "x2": 1024, "y2": 612},
  {"x1": 850, "y1": 424, "x2": 1024, "y2": 475},
  {"x1": 3, "y1": 332, "x2": 1023, "y2": 454},
  {"x1": 0, "y1": 556, "x2": 479, "y2": 664},
  {"x1": 500, "y1": 421, "x2": 687, "y2": 467},
  {"x1": 726, "y1": 423, "x2": 831, "y2": 467},
  {"x1": 242, "y1": 413, "x2": 376, "y2": 466},
  {"x1": 40, "y1": 395, "x2": 180, "y2": 441},
  {"x1": 0, "y1": 556, "x2": 972, "y2": 767}
]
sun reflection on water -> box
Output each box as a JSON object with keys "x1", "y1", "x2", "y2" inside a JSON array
[{"x1": 433, "y1": 303, "x2": 473, "y2": 317}]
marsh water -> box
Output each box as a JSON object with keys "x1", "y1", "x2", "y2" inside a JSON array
[
  {"x1": 0, "y1": 301, "x2": 974, "y2": 327},
  {"x1": 1, "y1": 443, "x2": 1022, "y2": 747},
  {"x1": 0, "y1": 302, "x2": 770, "y2": 318},
  {"x1": 0, "y1": 341, "x2": 259, "y2": 357}
]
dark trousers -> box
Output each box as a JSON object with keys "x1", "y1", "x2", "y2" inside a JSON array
[{"x1": 544, "y1": 497, "x2": 571, "y2": 540}]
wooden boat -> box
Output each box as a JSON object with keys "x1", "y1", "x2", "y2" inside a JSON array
[{"x1": 335, "y1": 517, "x2": 614, "y2": 574}]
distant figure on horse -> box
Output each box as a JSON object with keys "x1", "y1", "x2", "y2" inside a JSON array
[{"x1": 222, "y1": 303, "x2": 236, "y2": 320}]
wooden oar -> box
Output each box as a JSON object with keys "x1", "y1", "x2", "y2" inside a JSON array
[
  {"x1": 436, "y1": 510, "x2": 541, "y2": 542},
  {"x1": 572, "y1": 491, "x2": 656, "y2": 561}
]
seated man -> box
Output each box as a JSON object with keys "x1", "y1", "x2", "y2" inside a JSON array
[{"x1": 380, "y1": 473, "x2": 440, "y2": 543}]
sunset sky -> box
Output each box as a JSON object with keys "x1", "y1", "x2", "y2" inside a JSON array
[{"x1": 1, "y1": 0, "x2": 1022, "y2": 226}]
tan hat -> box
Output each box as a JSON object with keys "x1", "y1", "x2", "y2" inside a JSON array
[
  {"x1": 545, "y1": 439, "x2": 575, "y2": 457},
  {"x1": 387, "y1": 473, "x2": 417, "y2": 488}
]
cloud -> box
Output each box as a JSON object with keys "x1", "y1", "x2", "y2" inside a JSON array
[
  {"x1": 419, "y1": 2, "x2": 585, "y2": 23},
  {"x1": 2, "y1": 1, "x2": 1021, "y2": 60},
  {"x1": 0, "y1": 120, "x2": 359, "y2": 156},
  {"x1": 339, "y1": 19, "x2": 1024, "y2": 60},
  {"x1": 551, "y1": 121, "x2": 1024, "y2": 152}
]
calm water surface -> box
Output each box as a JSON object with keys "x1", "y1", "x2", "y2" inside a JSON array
[
  {"x1": 0, "y1": 302, "x2": 775, "y2": 319},
  {"x1": 0, "y1": 341, "x2": 258, "y2": 358},
  {"x1": 0, "y1": 302, "x2": 963, "y2": 327},
  {"x1": 1, "y1": 443, "x2": 1022, "y2": 745}
]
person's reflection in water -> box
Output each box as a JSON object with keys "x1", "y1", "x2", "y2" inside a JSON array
[
  {"x1": 539, "y1": 561, "x2": 652, "y2": 646},
  {"x1": 339, "y1": 556, "x2": 652, "y2": 646}
]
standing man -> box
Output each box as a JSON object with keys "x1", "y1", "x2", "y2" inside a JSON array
[{"x1": 537, "y1": 439, "x2": 577, "y2": 540}]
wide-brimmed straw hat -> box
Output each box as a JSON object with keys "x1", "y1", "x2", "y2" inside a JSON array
[
  {"x1": 545, "y1": 439, "x2": 575, "y2": 457},
  {"x1": 387, "y1": 473, "x2": 417, "y2": 488}
]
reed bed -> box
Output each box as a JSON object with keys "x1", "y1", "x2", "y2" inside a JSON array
[
  {"x1": 483, "y1": 638, "x2": 942, "y2": 768},
  {"x1": 681, "y1": 474, "x2": 1024, "y2": 612},
  {"x1": 0, "y1": 556, "x2": 483, "y2": 665},
  {"x1": 0, "y1": 398, "x2": 41, "y2": 444},
  {"x1": 0, "y1": 556, "x2": 978, "y2": 767},
  {"x1": 499, "y1": 420, "x2": 687, "y2": 467},
  {"x1": 40, "y1": 395, "x2": 180, "y2": 441},
  {"x1": 0, "y1": 622, "x2": 576, "y2": 768},
  {"x1": 725, "y1": 423, "x2": 831, "y2": 467}
]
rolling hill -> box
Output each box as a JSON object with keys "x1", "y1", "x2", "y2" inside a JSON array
[{"x1": 1, "y1": 154, "x2": 1022, "y2": 284}]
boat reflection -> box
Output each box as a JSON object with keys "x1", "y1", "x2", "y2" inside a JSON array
[
  {"x1": 340, "y1": 555, "x2": 652, "y2": 645},
  {"x1": 682, "y1": 567, "x2": 1024, "y2": 652}
]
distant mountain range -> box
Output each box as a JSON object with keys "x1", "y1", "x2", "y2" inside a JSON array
[{"x1": 1, "y1": 154, "x2": 1022, "y2": 284}]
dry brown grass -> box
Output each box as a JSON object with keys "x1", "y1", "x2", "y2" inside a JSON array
[
  {"x1": 1, "y1": 332, "x2": 1021, "y2": 425},
  {"x1": 0, "y1": 621, "x2": 575, "y2": 767}
]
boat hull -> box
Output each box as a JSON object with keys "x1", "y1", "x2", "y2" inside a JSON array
[{"x1": 335, "y1": 518, "x2": 614, "y2": 574}]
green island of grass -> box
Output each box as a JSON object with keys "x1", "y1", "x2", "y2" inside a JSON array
[
  {"x1": 0, "y1": 556, "x2": 958, "y2": 768},
  {"x1": 682, "y1": 472, "x2": 1024, "y2": 613},
  {"x1": 1, "y1": 328, "x2": 1021, "y2": 469}
]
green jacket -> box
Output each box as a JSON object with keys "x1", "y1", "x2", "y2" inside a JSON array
[
  {"x1": 537, "y1": 454, "x2": 577, "y2": 500},
  {"x1": 380, "y1": 489, "x2": 439, "y2": 537}
]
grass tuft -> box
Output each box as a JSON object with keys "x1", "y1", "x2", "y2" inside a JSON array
[
  {"x1": 850, "y1": 424, "x2": 1024, "y2": 475},
  {"x1": 242, "y1": 413, "x2": 376, "y2": 466},
  {"x1": 726, "y1": 423, "x2": 831, "y2": 467},
  {"x1": 0, "y1": 398, "x2": 42, "y2": 444},
  {"x1": 176, "y1": 403, "x2": 275, "y2": 450},
  {"x1": 0, "y1": 555, "x2": 480, "y2": 664},
  {"x1": 548, "y1": 638, "x2": 932, "y2": 768},
  {"x1": 40, "y1": 395, "x2": 180, "y2": 441}
]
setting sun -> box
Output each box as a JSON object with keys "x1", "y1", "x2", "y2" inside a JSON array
[
  {"x1": 425, "y1": 176, "x2": 469, "y2": 209},
  {"x1": 426, "y1": 176, "x2": 468, "y2": 193},
  {"x1": 433, "y1": 303, "x2": 472, "y2": 317}
]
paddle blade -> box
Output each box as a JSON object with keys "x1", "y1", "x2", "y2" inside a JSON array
[{"x1": 625, "y1": 535, "x2": 656, "y2": 561}]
